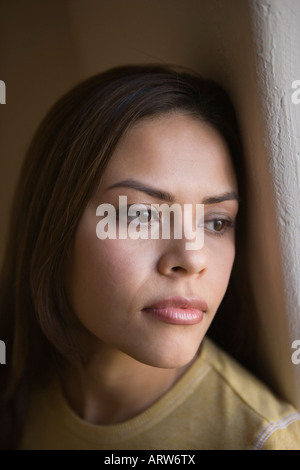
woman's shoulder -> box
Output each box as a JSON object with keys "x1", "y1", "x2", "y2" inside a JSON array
[
  {"x1": 198, "y1": 337, "x2": 300, "y2": 449},
  {"x1": 21, "y1": 339, "x2": 300, "y2": 450}
]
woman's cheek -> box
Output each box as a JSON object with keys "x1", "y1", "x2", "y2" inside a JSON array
[
  {"x1": 206, "y1": 240, "x2": 235, "y2": 305},
  {"x1": 81, "y1": 238, "x2": 157, "y2": 307}
]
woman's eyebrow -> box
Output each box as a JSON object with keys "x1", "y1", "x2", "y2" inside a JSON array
[
  {"x1": 202, "y1": 191, "x2": 239, "y2": 205},
  {"x1": 106, "y1": 179, "x2": 239, "y2": 205},
  {"x1": 106, "y1": 179, "x2": 175, "y2": 203}
]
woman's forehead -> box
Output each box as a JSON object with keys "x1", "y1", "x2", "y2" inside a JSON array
[{"x1": 97, "y1": 113, "x2": 238, "y2": 200}]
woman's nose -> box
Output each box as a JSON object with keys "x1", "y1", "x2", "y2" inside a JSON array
[{"x1": 157, "y1": 238, "x2": 208, "y2": 277}]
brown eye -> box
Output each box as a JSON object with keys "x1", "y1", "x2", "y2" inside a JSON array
[
  {"x1": 214, "y1": 220, "x2": 226, "y2": 232},
  {"x1": 134, "y1": 209, "x2": 151, "y2": 223},
  {"x1": 205, "y1": 218, "x2": 234, "y2": 236},
  {"x1": 127, "y1": 205, "x2": 160, "y2": 226}
]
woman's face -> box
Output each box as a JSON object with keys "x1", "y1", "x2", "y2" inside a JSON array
[{"x1": 65, "y1": 113, "x2": 239, "y2": 368}]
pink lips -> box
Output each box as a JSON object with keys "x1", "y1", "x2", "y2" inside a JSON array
[{"x1": 142, "y1": 296, "x2": 208, "y2": 325}]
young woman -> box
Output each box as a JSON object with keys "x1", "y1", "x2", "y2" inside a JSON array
[{"x1": 0, "y1": 65, "x2": 299, "y2": 450}]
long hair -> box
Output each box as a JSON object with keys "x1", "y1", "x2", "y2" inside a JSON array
[{"x1": 0, "y1": 64, "x2": 246, "y2": 449}]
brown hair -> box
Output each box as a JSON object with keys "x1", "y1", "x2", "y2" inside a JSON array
[{"x1": 0, "y1": 64, "x2": 245, "y2": 448}]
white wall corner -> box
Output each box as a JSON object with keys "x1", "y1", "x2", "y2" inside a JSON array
[{"x1": 249, "y1": 0, "x2": 300, "y2": 407}]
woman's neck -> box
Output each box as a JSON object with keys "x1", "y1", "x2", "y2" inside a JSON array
[{"x1": 59, "y1": 344, "x2": 196, "y2": 425}]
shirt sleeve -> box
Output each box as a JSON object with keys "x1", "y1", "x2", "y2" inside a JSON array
[{"x1": 252, "y1": 412, "x2": 300, "y2": 450}]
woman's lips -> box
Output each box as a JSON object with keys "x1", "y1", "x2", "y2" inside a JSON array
[{"x1": 141, "y1": 296, "x2": 208, "y2": 325}]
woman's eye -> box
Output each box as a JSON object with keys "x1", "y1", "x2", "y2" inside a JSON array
[
  {"x1": 118, "y1": 205, "x2": 160, "y2": 227},
  {"x1": 132, "y1": 209, "x2": 151, "y2": 224},
  {"x1": 204, "y1": 218, "x2": 234, "y2": 236},
  {"x1": 128, "y1": 209, "x2": 151, "y2": 224}
]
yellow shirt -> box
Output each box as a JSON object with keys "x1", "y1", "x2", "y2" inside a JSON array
[{"x1": 21, "y1": 338, "x2": 300, "y2": 450}]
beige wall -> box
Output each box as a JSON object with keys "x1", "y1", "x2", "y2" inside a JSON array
[{"x1": 0, "y1": 0, "x2": 299, "y2": 407}]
